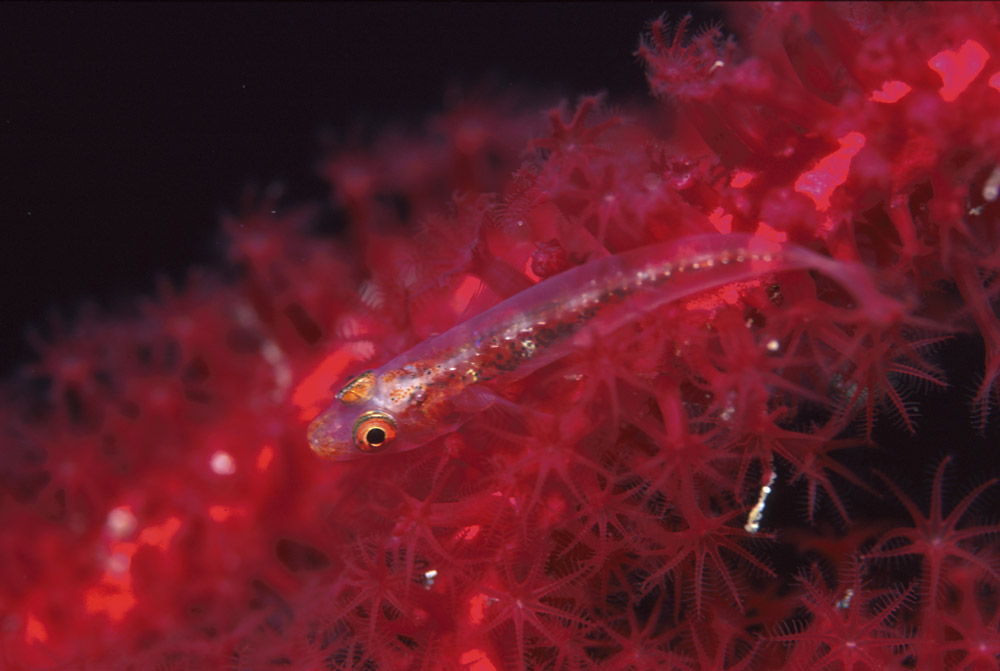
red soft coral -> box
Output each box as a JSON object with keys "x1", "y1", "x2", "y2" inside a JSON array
[
  {"x1": 6, "y1": 4, "x2": 1000, "y2": 671},
  {"x1": 865, "y1": 457, "x2": 1000, "y2": 607},
  {"x1": 770, "y1": 559, "x2": 914, "y2": 671}
]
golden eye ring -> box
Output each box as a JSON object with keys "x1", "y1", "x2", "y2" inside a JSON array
[{"x1": 352, "y1": 411, "x2": 398, "y2": 452}]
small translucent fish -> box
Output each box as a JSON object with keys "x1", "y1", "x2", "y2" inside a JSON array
[{"x1": 307, "y1": 234, "x2": 893, "y2": 460}]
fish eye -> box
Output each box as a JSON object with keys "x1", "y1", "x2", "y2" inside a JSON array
[{"x1": 353, "y1": 411, "x2": 398, "y2": 452}]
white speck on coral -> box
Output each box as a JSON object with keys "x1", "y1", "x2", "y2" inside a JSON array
[
  {"x1": 983, "y1": 165, "x2": 1000, "y2": 202},
  {"x1": 836, "y1": 588, "x2": 855, "y2": 610},
  {"x1": 210, "y1": 450, "x2": 236, "y2": 476},
  {"x1": 105, "y1": 506, "x2": 137, "y2": 539},
  {"x1": 422, "y1": 569, "x2": 438, "y2": 589}
]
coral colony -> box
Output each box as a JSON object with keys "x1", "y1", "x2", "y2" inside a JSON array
[{"x1": 5, "y1": 3, "x2": 1000, "y2": 670}]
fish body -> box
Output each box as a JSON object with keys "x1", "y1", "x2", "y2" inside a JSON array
[{"x1": 307, "y1": 234, "x2": 889, "y2": 460}]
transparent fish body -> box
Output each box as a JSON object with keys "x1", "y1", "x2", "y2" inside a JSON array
[{"x1": 307, "y1": 234, "x2": 892, "y2": 460}]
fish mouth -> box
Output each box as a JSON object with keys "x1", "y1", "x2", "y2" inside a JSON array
[{"x1": 306, "y1": 413, "x2": 354, "y2": 461}]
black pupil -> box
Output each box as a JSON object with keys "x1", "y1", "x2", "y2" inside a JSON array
[{"x1": 366, "y1": 427, "x2": 386, "y2": 446}]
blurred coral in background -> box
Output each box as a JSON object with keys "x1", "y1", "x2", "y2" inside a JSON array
[{"x1": 4, "y1": 2, "x2": 1000, "y2": 669}]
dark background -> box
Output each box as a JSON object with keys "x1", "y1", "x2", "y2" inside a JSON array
[{"x1": 1, "y1": 2, "x2": 723, "y2": 377}]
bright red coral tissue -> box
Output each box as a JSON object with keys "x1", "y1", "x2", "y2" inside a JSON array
[{"x1": 4, "y1": 3, "x2": 1000, "y2": 670}]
